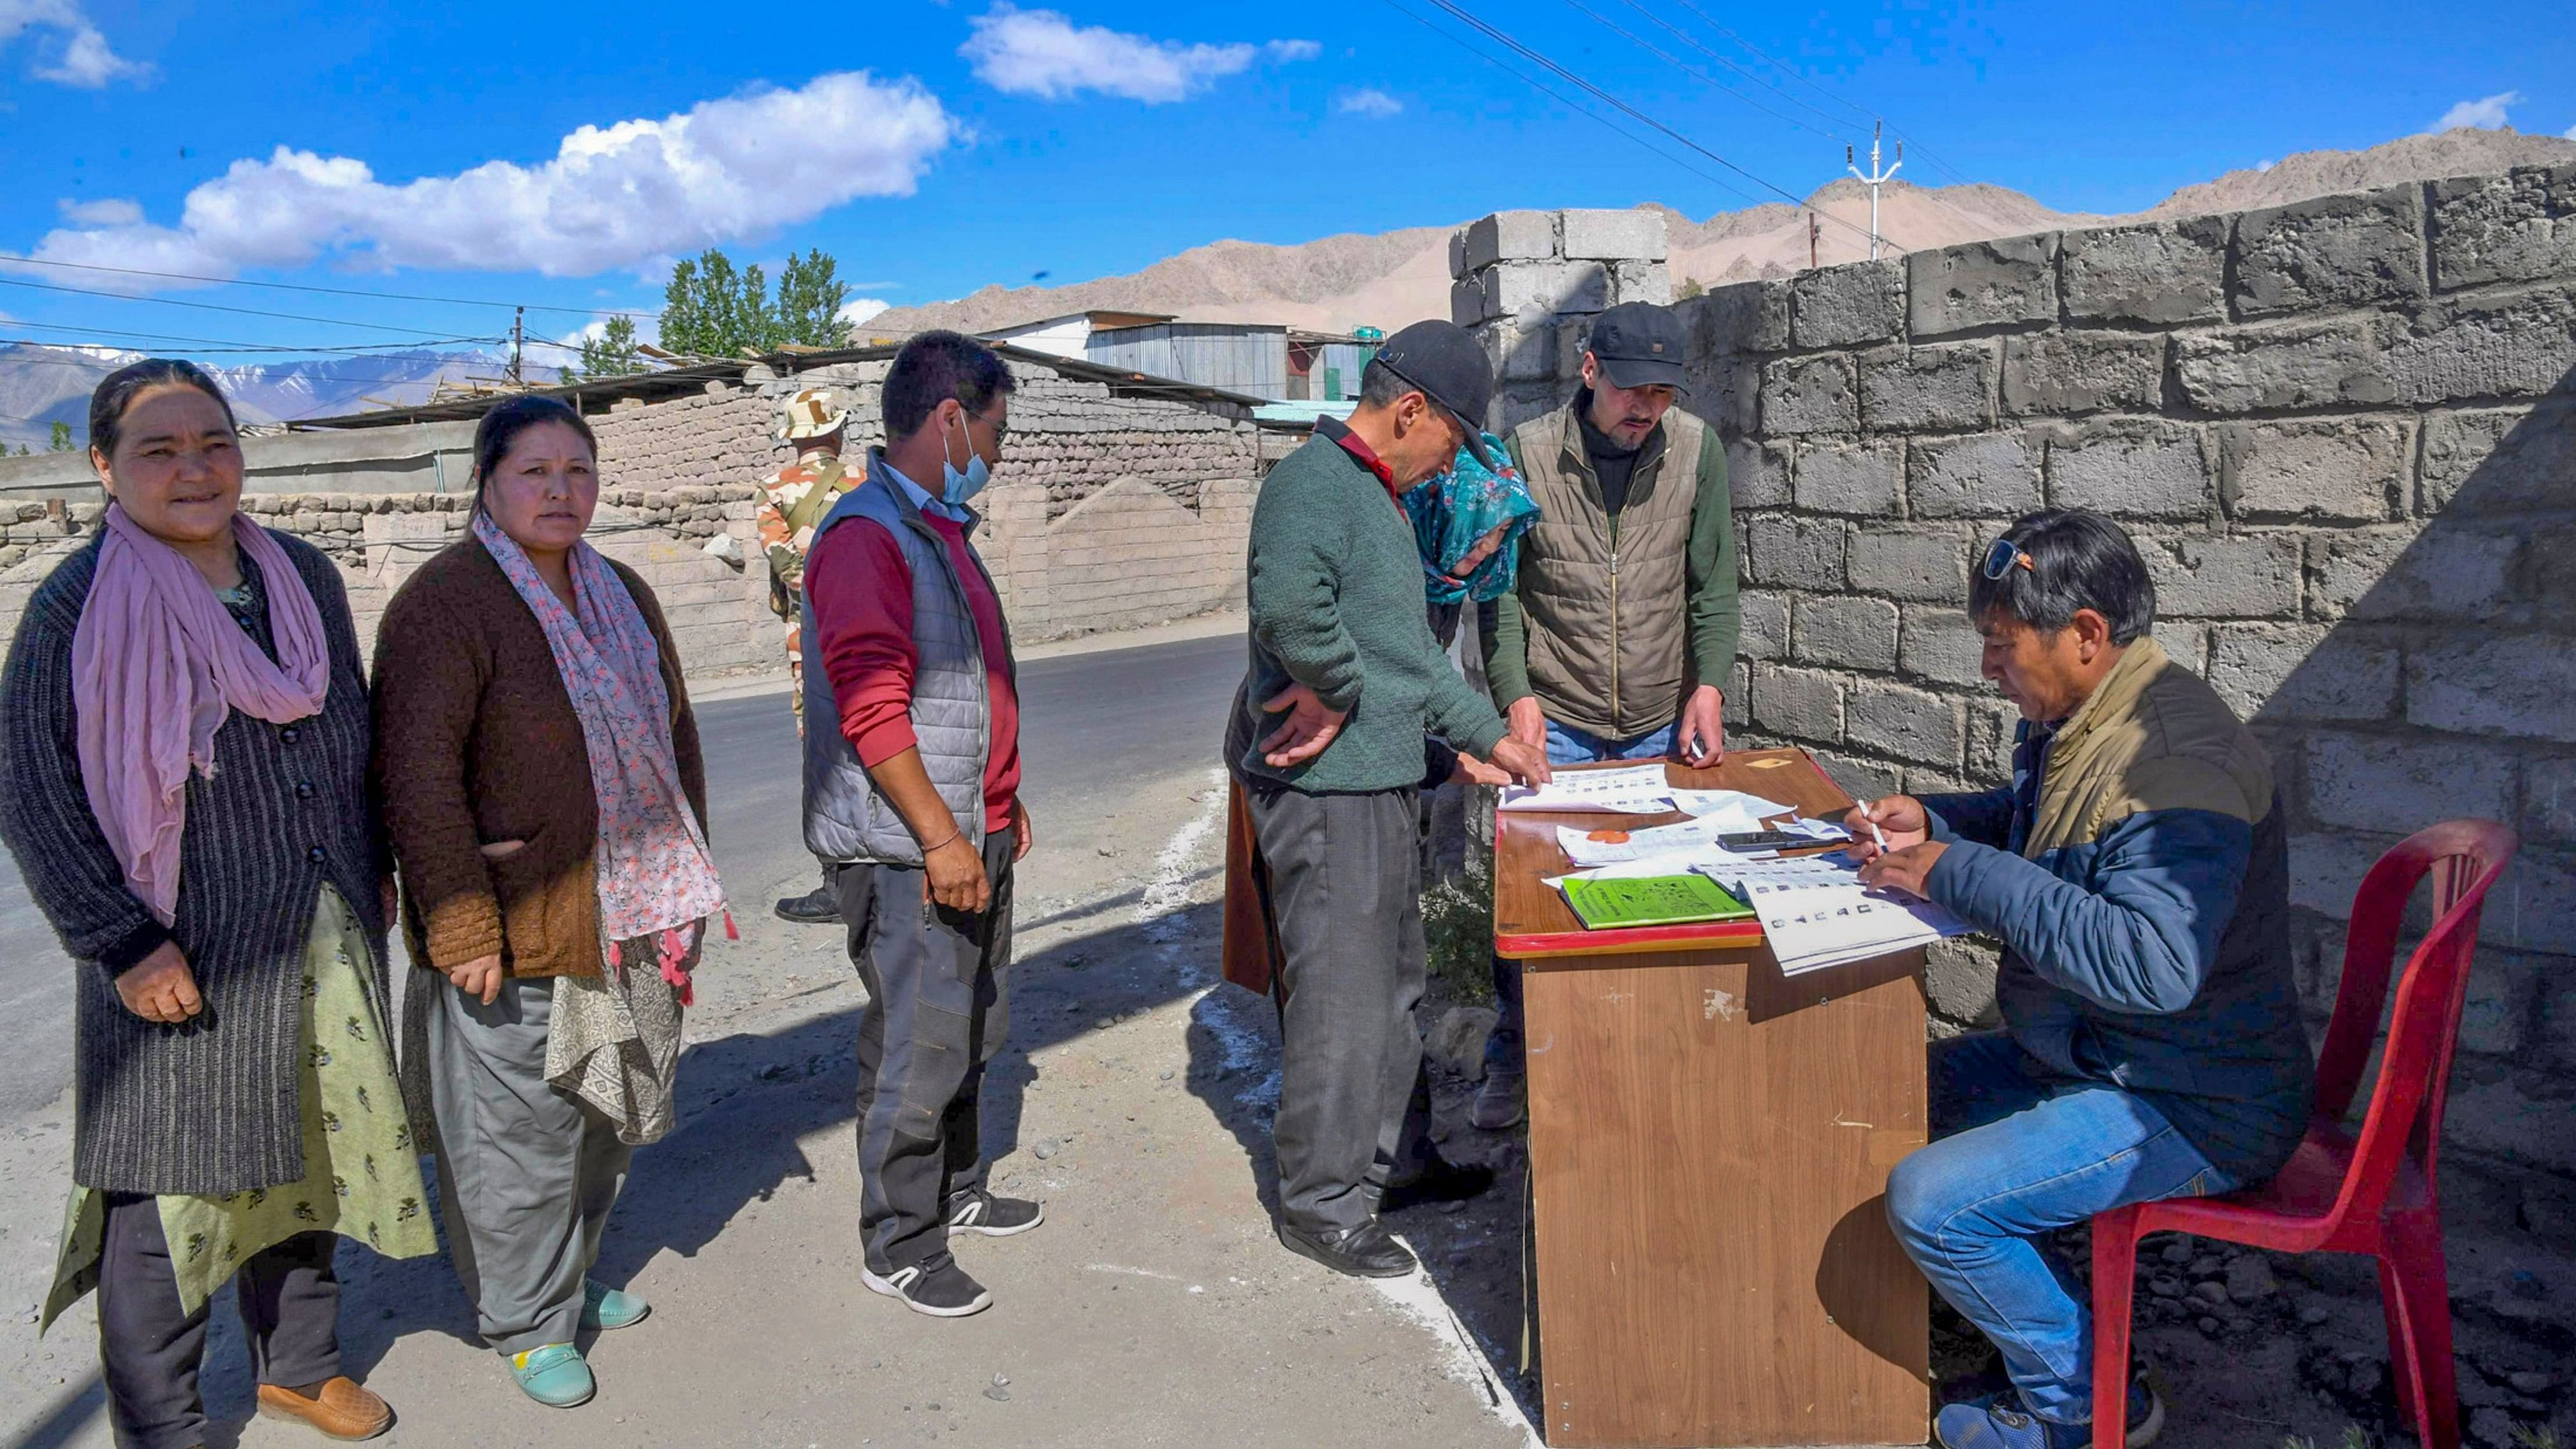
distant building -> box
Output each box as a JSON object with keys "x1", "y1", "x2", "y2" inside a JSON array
[{"x1": 976, "y1": 314, "x2": 1380, "y2": 404}]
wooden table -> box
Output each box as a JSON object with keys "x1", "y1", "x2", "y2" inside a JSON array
[{"x1": 1496, "y1": 747, "x2": 1930, "y2": 1448}]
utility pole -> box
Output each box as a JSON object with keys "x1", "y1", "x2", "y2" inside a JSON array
[
  {"x1": 1845, "y1": 120, "x2": 1903, "y2": 261},
  {"x1": 510, "y1": 305, "x2": 526, "y2": 386},
  {"x1": 1808, "y1": 211, "x2": 1820, "y2": 269}
]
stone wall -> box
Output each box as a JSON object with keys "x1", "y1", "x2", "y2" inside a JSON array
[
  {"x1": 1450, "y1": 207, "x2": 1675, "y2": 433},
  {"x1": 591, "y1": 355, "x2": 1260, "y2": 515},
  {"x1": 1454, "y1": 170, "x2": 2576, "y2": 1186}
]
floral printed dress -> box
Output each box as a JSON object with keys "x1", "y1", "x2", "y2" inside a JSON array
[{"x1": 43, "y1": 886, "x2": 437, "y2": 1328}]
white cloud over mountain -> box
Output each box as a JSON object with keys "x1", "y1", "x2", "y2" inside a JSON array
[
  {"x1": 2432, "y1": 91, "x2": 2521, "y2": 132},
  {"x1": 11, "y1": 71, "x2": 955, "y2": 286},
  {"x1": 962, "y1": 5, "x2": 1316, "y2": 103}
]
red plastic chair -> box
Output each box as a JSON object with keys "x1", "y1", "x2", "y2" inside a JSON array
[{"x1": 2089, "y1": 819, "x2": 2520, "y2": 1449}]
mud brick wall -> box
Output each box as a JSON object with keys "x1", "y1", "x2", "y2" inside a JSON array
[{"x1": 1457, "y1": 168, "x2": 2576, "y2": 1187}]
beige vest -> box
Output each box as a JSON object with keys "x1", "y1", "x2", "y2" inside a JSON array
[{"x1": 1512, "y1": 400, "x2": 1707, "y2": 739}]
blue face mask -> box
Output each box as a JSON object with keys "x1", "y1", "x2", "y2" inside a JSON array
[{"x1": 941, "y1": 409, "x2": 991, "y2": 506}]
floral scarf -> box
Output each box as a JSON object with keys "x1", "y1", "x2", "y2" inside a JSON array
[
  {"x1": 1403, "y1": 432, "x2": 1541, "y2": 606},
  {"x1": 470, "y1": 511, "x2": 725, "y2": 1142}
]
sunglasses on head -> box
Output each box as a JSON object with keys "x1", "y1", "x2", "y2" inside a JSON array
[{"x1": 1980, "y1": 537, "x2": 2037, "y2": 580}]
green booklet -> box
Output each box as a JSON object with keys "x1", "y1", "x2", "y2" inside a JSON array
[{"x1": 1560, "y1": 873, "x2": 1757, "y2": 930}]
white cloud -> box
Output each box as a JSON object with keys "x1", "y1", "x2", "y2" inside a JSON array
[
  {"x1": 2, "y1": 0, "x2": 145, "y2": 87},
  {"x1": 57, "y1": 196, "x2": 141, "y2": 225},
  {"x1": 961, "y1": 6, "x2": 1316, "y2": 103},
  {"x1": 838, "y1": 297, "x2": 890, "y2": 329},
  {"x1": 2431, "y1": 90, "x2": 2521, "y2": 132},
  {"x1": 2255, "y1": 159, "x2": 2276, "y2": 173},
  {"x1": 1336, "y1": 87, "x2": 1403, "y2": 119},
  {"x1": 2566, "y1": 122, "x2": 2576, "y2": 140},
  {"x1": 8, "y1": 71, "x2": 956, "y2": 286}
]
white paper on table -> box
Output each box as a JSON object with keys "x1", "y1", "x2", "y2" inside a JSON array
[
  {"x1": 1554, "y1": 815, "x2": 1747, "y2": 868},
  {"x1": 1698, "y1": 852, "x2": 1973, "y2": 975},
  {"x1": 1665, "y1": 788, "x2": 1795, "y2": 831},
  {"x1": 1541, "y1": 851, "x2": 1711, "y2": 890},
  {"x1": 1498, "y1": 763, "x2": 1674, "y2": 814}
]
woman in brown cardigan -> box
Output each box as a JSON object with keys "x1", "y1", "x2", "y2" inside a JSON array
[{"x1": 372, "y1": 396, "x2": 724, "y2": 1411}]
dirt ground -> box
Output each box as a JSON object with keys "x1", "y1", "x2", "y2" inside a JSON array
[{"x1": 2, "y1": 764, "x2": 2569, "y2": 1448}]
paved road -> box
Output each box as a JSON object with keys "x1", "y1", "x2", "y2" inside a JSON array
[{"x1": 0, "y1": 631, "x2": 1248, "y2": 1119}]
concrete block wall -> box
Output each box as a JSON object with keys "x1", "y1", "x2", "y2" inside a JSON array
[
  {"x1": 1458, "y1": 165, "x2": 2576, "y2": 1184},
  {"x1": 1450, "y1": 207, "x2": 1674, "y2": 432}
]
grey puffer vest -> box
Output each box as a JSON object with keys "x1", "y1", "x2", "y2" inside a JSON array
[{"x1": 800, "y1": 456, "x2": 1009, "y2": 865}]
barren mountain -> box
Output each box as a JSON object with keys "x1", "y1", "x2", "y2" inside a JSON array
[{"x1": 865, "y1": 128, "x2": 2576, "y2": 341}]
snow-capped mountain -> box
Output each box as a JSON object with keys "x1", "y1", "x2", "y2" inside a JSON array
[{"x1": 0, "y1": 346, "x2": 505, "y2": 453}]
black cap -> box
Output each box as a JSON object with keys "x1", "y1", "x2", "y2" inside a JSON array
[
  {"x1": 1586, "y1": 302, "x2": 1687, "y2": 391},
  {"x1": 1369, "y1": 320, "x2": 1499, "y2": 469}
]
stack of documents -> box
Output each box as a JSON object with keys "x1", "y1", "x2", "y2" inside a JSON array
[
  {"x1": 1498, "y1": 764, "x2": 1674, "y2": 814},
  {"x1": 1698, "y1": 854, "x2": 1974, "y2": 975}
]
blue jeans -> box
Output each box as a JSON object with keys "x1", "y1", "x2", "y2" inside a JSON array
[
  {"x1": 1483, "y1": 718, "x2": 1679, "y2": 1079},
  {"x1": 1887, "y1": 1033, "x2": 2235, "y2": 1424}
]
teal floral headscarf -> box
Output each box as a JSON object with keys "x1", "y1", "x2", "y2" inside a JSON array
[{"x1": 1404, "y1": 432, "x2": 1540, "y2": 605}]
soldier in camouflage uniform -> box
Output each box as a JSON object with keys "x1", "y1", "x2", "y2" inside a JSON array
[{"x1": 761, "y1": 387, "x2": 859, "y2": 924}]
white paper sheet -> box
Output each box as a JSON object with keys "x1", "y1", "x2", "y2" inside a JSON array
[
  {"x1": 1497, "y1": 763, "x2": 1674, "y2": 814},
  {"x1": 1665, "y1": 788, "x2": 1795, "y2": 830},
  {"x1": 1698, "y1": 853, "x2": 1973, "y2": 975}
]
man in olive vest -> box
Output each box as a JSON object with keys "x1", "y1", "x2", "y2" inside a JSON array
[
  {"x1": 762, "y1": 386, "x2": 860, "y2": 925},
  {"x1": 1473, "y1": 300, "x2": 1743, "y2": 1129}
]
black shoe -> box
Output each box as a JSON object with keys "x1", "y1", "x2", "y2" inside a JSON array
[
  {"x1": 774, "y1": 885, "x2": 840, "y2": 925},
  {"x1": 861, "y1": 1253, "x2": 992, "y2": 1317},
  {"x1": 945, "y1": 1188, "x2": 1045, "y2": 1237},
  {"x1": 1380, "y1": 1153, "x2": 1496, "y2": 1213},
  {"x1": 1277, "y1": 1219, "x2": 1418, "y2": 1278}
]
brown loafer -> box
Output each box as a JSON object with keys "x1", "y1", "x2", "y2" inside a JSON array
[{"x1": 256, "y1": 1378, "x2": 393, "y2": 1441}]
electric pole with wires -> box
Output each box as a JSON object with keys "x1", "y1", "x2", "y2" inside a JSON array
[
  {"x1": 510, "y1": 305, "x2": 526, "y2": 386},
  {"x1": 1846, "y1": 121, "x2": 1903, "y2": 261}
]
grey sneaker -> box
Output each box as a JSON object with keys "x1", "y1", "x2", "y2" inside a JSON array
[{"x1": 1469, "y1": 1070, "x2": 1526, "y2": 1131}]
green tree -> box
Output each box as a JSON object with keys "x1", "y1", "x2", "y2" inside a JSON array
[
  {"x1": 774, "y1": 249, "x2": 851, "y2": 347},
  {"x1": 659, "y1": 246, "x2": 849, "y2": 357},
  {"x1": 47, "y1": 421, "x2": 73, "y2": 452},
  {"x1": 576, "y1": 315, "x2": 644, "y2": 379}
]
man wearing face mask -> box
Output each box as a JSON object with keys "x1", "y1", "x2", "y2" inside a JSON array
[
  {"x1": 800, "y1": 331, "x2": 1038, "y2": 1318},
  {"x1": 1469, "y1": 300, "x2": 1742, "y2": 1132}
]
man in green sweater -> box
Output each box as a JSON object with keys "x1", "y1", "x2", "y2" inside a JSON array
[
  {"x1": 1225, "y1": 320, "x2": 1552, "y2": 1279},
  {"x1": 1473, "y1": 300, "x2": 1744, "y2": 1131}
]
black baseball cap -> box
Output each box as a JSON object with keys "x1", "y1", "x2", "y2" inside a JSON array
[
  {"x1": 1368, "y1": 320, "x2": 1500, "y2": 469},
  {"x1": 1586, "y1": 302, "x2": 1688, "y2": 391}
]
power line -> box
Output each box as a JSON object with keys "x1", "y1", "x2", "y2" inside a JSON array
[
  {"x1": 1657, "y1": 0, "x2": 1986, "y2": 193},
  {"x1": 0, "y1": 252, "x2": 658, "y2": 319},
  {"x1": 1561, "y1": 0, "x2": 1849, "y2": 143},
  {"x1": 0, "y1": 319, "x2": 500, "y2": 353},
  {"x1": 0, "y1": 274, "x2": 504, "y2": 341},
  {"x1": 1378, "y1": 0, "x2": 1794, "y2": 215},
  {"x1": 1413, "y1": 0, "x2": 1882, "y2": 249}
]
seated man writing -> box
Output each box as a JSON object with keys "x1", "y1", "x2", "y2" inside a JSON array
[{"x1": 1846, "y1": 508, "x2": 2316, "y2": 1449}]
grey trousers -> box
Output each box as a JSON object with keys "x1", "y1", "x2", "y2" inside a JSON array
[
  {"x1": 96, "y1": 1194, "x2": 339, "y2": 1449},
  {"x1": 427, "y1": 976, "x2": 633, "y2": 1357},
  {"x1": 839, "y1": 831, "x2": 1015, "y2": 1273},
  {"x1": 1246, "y1": 784, "x2": 1433, "y2": 1236}
]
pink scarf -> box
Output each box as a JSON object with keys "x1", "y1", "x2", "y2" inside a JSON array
[
  {"x1": 71, "y1": 504, "x2": 333, "y2": 925},
  {"x1": 470, "y1": 511, "x2": 726, "y2": 1001}
]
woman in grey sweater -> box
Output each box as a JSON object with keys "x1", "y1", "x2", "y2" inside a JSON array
[{"x1": 0, "y1": 360, "x2": 431, "y2": 1449}]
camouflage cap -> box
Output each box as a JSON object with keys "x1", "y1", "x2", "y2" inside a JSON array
[{"x1": 775, "y1": 387, "x2": 849, "y2": 441}]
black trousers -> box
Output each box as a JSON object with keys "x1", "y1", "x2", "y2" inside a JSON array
[
  {"x1": 1246, "y1": 784, "x2": 1438, "y2": 1236},
  {"x1": 95, "y1": 1192, "x2": 339, "y2": 1449},
  {"x1": 838, "y1": 830, "x2": 1015, "y2": 1273}
]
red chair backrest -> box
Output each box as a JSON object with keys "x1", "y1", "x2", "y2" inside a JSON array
[{"x1": 2310, "y1": 820, "x2": 2519, "y2": 1228}]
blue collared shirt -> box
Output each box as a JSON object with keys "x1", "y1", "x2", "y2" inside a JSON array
[{"x1": 874, "y1": 453, "x2": 973, "y2": 523}]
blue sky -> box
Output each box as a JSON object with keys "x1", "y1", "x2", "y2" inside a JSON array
[{"x1": 1, "y1": 0, "x2": 2571, "y2": 367}]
